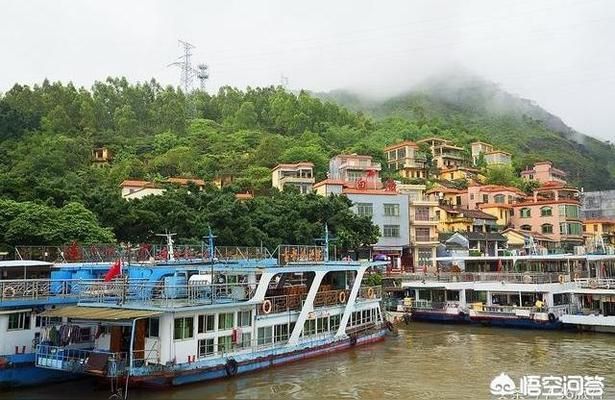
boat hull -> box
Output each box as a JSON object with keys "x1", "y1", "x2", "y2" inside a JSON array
[
  {"x1": 128, "y1": 329, "x2": 386, "y2": 387},
  {"x1": 410, "y1": 310, "x2": 469, "y2": 324},
  {"x1": 469, "y1": 316, "x2": 563, "y2": 330},
  {"x1": 0, "y1": 353, "x2": 79, "y2": 388}
]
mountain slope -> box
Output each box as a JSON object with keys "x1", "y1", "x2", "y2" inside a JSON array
[{"x1": 317, "y1": 76, "x2": 615, "y2": 190}]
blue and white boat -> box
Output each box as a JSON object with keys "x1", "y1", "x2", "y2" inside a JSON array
[{"x1": 33, "y1": 244, "x2": 387, "y2": 391}]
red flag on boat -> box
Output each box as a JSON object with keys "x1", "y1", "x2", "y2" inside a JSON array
[
  {"x1": 104, "y1": 259, "x2": 122, "y2": 282},
  {"x1": 496, "y1": 258, "x2": 503, "y2": 272}
]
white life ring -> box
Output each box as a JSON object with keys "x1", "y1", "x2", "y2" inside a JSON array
[
  {"x1": 338, "y1": 291, "x2": 347, "y2": 304},
  {"x1": 522, "y1": 274, "x2": 532, "y2": 284},
  {"x1": 589, "y1": 279, "x2": 599, "y2": 289},
  {"x1": 2, "y1": 286, "x2": 16, "y2": 298},
  {"x1": 262, "y1": 299, "x2": 272, "y2": 314}
]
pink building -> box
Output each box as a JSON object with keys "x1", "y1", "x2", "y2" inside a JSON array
[
  {"x1": 510, "y1": 182, "x2": 583, "y2": 248},
  {"x1": 328, "y1": 154, "x2": 383, "y2": 189},
  {"x1": 521, "y1": 161, "x2": 567, "y2": 185}
]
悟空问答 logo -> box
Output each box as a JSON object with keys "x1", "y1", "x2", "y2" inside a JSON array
[{"x1": 490, "y1": 373, "x2": 516, "y2": 396}]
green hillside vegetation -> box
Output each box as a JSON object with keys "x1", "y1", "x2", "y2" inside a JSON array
[
  {"x1": 318, "y1": 76, "x2": 615, "y2": 190},
  {"x1": 0, "y1": 76, "x2": 613, "y2": 249}
]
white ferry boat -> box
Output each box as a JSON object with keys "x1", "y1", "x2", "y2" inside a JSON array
[
  {"x1": 385, "y1": 254, "x2": 615, "y2": 331},
  {"x1": 33, "y1": 245, "x2": 387, "y2": 388}
]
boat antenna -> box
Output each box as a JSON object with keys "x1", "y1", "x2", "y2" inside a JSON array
[
  {"x1": 203, "y1": 226, "x2": 217, "y2": 301},
  {"x1": 155, "y1": 231, "x2": 177, "y2": 261},
  {"x1": 314, "y1": 223, "x2": 337, "y2": 261}
]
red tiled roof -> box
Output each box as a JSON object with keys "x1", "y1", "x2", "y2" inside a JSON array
[{"x1": 478, "y1": 203, "x2": 513, "y2": 209}]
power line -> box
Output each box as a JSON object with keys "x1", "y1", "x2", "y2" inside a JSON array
[{"x1": 168, "y1": 40, "x2": 209, "y2": 93}]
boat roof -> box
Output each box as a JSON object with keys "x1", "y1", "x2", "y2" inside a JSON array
[
  {"x1": 42, "y1": 305, "x2": 161, "y2": 321},
  {"x1": 0, "y1": 260, "x2": 53, "y2": 268}
]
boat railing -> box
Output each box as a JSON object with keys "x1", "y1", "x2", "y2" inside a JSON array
[
  {"x1": 313, "y1": 289, "x2": 349, "y2": 307},
  {"x1": 358, "y1": 286, "x2": 382, "y2": 300},
  {"x1": 411, "y1": 300, "x2": 460, "y2": 310},
  {"x1": 575, "y1": 278, "x2": 615, "y2": 289},
  {"x1": 0, "y1": 279, "x2": 110, "y2": 302},
  {"x1": 397, "y1": 272, "x2": 567, "y2": 284},
  {"x1": 77, "y1": 280, "x2": 256, "y2": 308},
  {"x1": 479, "y1": 305, "x2": 535, "y2": 314},
  {"x1": 257, "y1": 293, "x2": 304, "y2": 315},
  {"x1": 15, "y1": 244, "x2": 121, "y2": 263},
  {"x1": 215, "y1": 246, "x2": 273, "y2": 261},
  {"x1": 35, "y1": 345, "x2": 127, "y2": 377}
]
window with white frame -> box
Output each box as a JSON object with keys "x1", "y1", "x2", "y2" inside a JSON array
[
  {"x1": 173, "y1": 317, "x2": 193, "y2": 340},
  {"x1": 218, "y1": 312, "x2": 234, "y2": 331},
  {"x1": 383, "y1": 225, "x2": 400, "y2": 238},
  {"x1": 257, "y1": 326, "x2": 272, "y2": 346},
  {"x1": 384, "y1": 203, "x2": 400, "y2": 217},
  {"x1": 198, "y1": 338, "x2": 214, "y2": 358},
  {"x1": 217, "y1": 335, "x2": 233, "y2": 354},
  {"x1": 238, "y1": 310, "x2": 252, "y2": 327},
  {"x1": 274, "y1": 324, "x2": 289, "y2": 343},
  {"x1": 357, "y1": 203, "x2": 373, "y2": 217},
  {"x1": 197, "y1": 314, "x2": 215, "y2": 333},
  {"x1": 8, "y1": 312, "x2": 30, "y2": 330}
]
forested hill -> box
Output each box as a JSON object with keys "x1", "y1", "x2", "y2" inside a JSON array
[
  {"x1": 317, "y1": 76, "x2": 615, "y2": 190},
  {"x1": 0, "y1": 76, "x2": 614, "y2": 248}
]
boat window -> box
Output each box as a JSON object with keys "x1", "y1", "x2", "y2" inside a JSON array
[
  {"x1": 173, "y1": 317, "x2": 194, "y2": 340},
  {"x1": 217, "y1": 335, "x2": 232, "y2": 354},
  {"x1": 8, "y1": 312, "x2": 31, "y2": 331},
  {"x1": 146, "y1": 318, "x2": 159, "y2": 337},
  {"x1": 303, "y1": 319, "x2": 316, "y2": 336},
  {"x1": 198, "y1": 338, "x2": 214, "y2": 358},
  {"x1": 316, "y1": 317, "x2": 329, "y2": 333},
  {"x1": 35, "y1": 316, "x2": 61, "y2": 328},
  {"x1": 257, "y1": 326, "x2": 272, "y2": 345},
  {"x1": 218, "y1": 312, "x2": 234, "y2": 331},
  {"x1": 238, "y1": 332, "x2": 251, "y2": 349},
  {"x1": 274, "y1": 324, "x2": 289, "y2": 342},
  {"x1": 197, "y1": 314, "x2": 215, "y2": 333},
  {"x1": 238, "y1": 310, "x2": 252, "y2": 327},
  {"x1": 330, "y1": 315, "x2": 341, "y2": 331}
]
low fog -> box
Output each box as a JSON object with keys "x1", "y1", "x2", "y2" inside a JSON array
[{"x1": 1, "y1": 0, "x2": 614, "y2": 141}]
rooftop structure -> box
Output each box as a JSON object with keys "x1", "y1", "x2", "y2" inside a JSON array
[
  {"x1": 271, "y1": 162, "x2": 315, "y2": 194},
  {"x1": 521, "y1": 161, "x2": 567, "y2": 185}
]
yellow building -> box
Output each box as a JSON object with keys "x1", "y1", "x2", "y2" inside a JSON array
[
  {"x1": 384, "y1": 141, "x2": 428, "y2": 179},
  {"x1": 435, "y1": 206, "x2": 499, "y2": 233},
  {"x1": 583, "y1": 219, "x2": 615, "y2": 246},
  {"x1": 478, "y1": 203, "x2": 513, "y2": 227},
  {"x1": 437, "y1": 166, "x2": 483, "y2": 182}
]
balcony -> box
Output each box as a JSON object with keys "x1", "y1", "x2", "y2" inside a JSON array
[
  {"x1": 396, "y1": 271, "x2": 569, "y2": 284},
  {"x1": 413, "y1": 235, "x2": 440, "y2": 244},
  {"x1": 412, "y1": 215, "x2": 439, "y2": 225},
  {"x1": 279, "y1": 176, "x2": 315, "y2": 185}
]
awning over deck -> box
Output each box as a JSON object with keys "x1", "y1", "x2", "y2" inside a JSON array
[{"x1": 41, "y1": 306, "x2": 160, "y2": 321}]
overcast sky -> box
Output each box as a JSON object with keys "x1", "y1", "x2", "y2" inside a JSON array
[{"x1": 2, "y1": 0, "x2": 614, "y2": 141}]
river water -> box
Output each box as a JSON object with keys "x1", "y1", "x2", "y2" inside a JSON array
[{"x1": 6, "y1": 323, "x2": 615, "y2": 399}]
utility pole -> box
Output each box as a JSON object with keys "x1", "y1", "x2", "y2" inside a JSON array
[
  {"x1": 280, "y1": 74, "x2": 289, "y2": 89},
  {"x1": 168, "y1": 40, "x2": 198, "y2": 93}
]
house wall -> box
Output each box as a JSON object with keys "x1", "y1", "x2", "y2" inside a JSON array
[{"x1": 346, "y1": 193, "x2": 410, "y2": 250}]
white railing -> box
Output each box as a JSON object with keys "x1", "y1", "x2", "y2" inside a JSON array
[
  {"x1": 575, "y1": 278, "x2": 615, "y2": 289},
  {"x1": 78, "y1": 281, "x2": 256, "y2": 308},
  {"x1": 395, "y1": 272, "x2": 569, "y2": 284},
  {"x1": 0, "y1": 279, "x2": 106, "y2": 302}
]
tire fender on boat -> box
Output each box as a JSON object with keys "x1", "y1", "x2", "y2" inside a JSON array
[
  {"x1": 225, "y1": 358, "x2": 239, "y2": 377},
  {"x1": 349, "y1": 335, "x2": 357, "y2": 346},
  {"x1": 548, "y1": 313, "x2": 557, "y2": 322}
]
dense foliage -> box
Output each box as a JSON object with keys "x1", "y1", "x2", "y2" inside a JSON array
[
  {"x1": 1, "y1": 75, "x2": 614, "y2": 249},
  {"x1": 0, "y1": 78, "x2": 378, "y2": 249}
]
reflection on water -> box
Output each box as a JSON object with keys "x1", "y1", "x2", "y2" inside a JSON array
[{"x1": 6, "y1": 323, "x2": 615, "y2": 399}]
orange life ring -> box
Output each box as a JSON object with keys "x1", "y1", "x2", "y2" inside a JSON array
[
  {"x1": 2, "y1": 286, "x2": 15, "y2": 298},
  {"x1": 338, "y1": 291, "x2": 347, "y2": 303},
  {"x1": 589, "y1": 279, "x2": 599, "y2": 289},
  {"x1": 262, "y1": 299, "x2": 272, "y2": 314},
  {"x1": 558, "y1": 275, "x2": 565, "y2": 284},
  {"x1": 574, "y1": 272, "x2": 580, "y2": 280},
  {"x1": 367, "y1": 287, "x2": 375, "y2": 299}
]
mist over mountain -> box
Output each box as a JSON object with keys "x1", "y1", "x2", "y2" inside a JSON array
[{"x1": 315, "y1": 73, "x2": 615, "y2": 190}]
